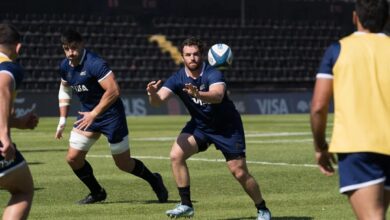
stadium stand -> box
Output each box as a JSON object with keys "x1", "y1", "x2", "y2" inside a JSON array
[{"x1": 0, "y1": 12, "x2": 344, "y2": 91}]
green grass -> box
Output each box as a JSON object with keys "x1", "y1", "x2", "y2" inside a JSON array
[{"x1": 1, "y1": 114, "x2": 358, "y2": 219}]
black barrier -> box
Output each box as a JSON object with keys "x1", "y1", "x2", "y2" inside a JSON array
[
  {"x1": 14, "y1": 91, "x2": 333, "y2": 117},
  {"x1": 0, "y1": 0, "x2": 353, "y2": 22}
]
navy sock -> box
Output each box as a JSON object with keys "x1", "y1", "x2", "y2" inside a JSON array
[
  {"x1": 130, "y1": 158, "x2": 157, "y2": 188},
  {"x1": 73, "y1": 160, "x2": 103, "y2": 194},
  {"x1": 178, "y1": 186, "x2": 192, "y2": 207},
  {"x1": 255, "y1": 200, "x2": 267, "y2": 211}
]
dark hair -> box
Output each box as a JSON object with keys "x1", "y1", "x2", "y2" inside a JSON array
[
  {"x1": 180, "y1": 37, "x2": 206, "y2": 55},
  {"x1": 355, "y1": 0, "x2": 389, "y2": 32},
  {"x1": 61, "y1": 29, "x2": 83, "y2": 44},
  {"x1": 0, "y1": 23, "x2": 21, "y2": 45}
]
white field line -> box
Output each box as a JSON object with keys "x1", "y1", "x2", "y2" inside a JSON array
[
  {"x1": 247, "y1": 139, "x2": 312, "y2": 144},
  {"x1": 132, "y1": 132, "x2": 312, "y2": 142},
  {"x1": 245, "y1": 132, "x2": 311, "y2": 137},
  {"x1": 87, "y1": 155, "x2": 318, "y2": 168}
]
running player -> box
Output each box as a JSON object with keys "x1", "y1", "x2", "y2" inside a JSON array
[{"x1": 0, "y1": 23, "x2": 38, "y2": 220}]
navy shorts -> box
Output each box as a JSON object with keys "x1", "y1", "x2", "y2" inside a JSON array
[
  {"x1": 337, "y1": 152, "x2": 390, "y2": 193},
  {"x1": 0, "y1": 146, "x2": 26, "y2": 177},
  {"x1": 181, "y1": 121, "x2": 246, "y2": 161},
  {"x1": 76, "y1": 112, "x2": 129, "y2": 144}
]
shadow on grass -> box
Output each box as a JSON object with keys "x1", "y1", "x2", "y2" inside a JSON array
[
  {"x1": 0, "y1": 187, "x2": 44, "y2": 191},
  {"x1": 34, "y1": 187, "x2": 45, "y2": 191},
  {"x1": 21, "y1": 148, "x2": 67, "y2": 153},
  {"x1": 218, "y1": 217, "x2": 256, "y2": 220},
  {"x1": 270, "y1": 217, "x2": 313, "y2": 220},
  {"x1": 103, "y1": 199, "x2": 198, "y2": 205},
  {"x1": 27, "y1": 161, "x2": 44, "y2": 165},
  {"x1": 220, "y1": 217, "x2": 313, "y2": 220}
]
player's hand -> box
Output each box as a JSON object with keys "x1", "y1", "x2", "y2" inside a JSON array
[
  {"x1": 55, "y1": 117, "x2": 66, "y2": 139},
  {"x1": 17, "y1": 112, "x2": 39, "y2": 129},
  {"x1": 315, "y1": 148, "x2": 336, "y2": 176},
  {"x1": 0, "y1": 139, "x2": 15, "y2": 161},
  {"x1": 146, "y1": 80, "x2": 162, "y2": 96},
  {"x1": 74, "y1": 111, "x2": 97, "y2": 131},
  {"x1": 183, "y1": 83, "x2": 199, "y2": 98}
]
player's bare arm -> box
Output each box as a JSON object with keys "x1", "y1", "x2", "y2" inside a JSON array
[
  {"x1": 311, "y1": 78, "x2": 332, "y2": 151},
  {"x1": 75, "y1": 72, "x2": 119, "y2": 131},
  {"x1": 58, "y1": 80, "x2": 72, "y2": 108},
  {"x1": 183, "y1": 83, "x2": 225, "y2": 104},
  {"x1": 310, "y1": 78, "x2": 335, "y2": 176},
  {"x1": 55, "y1": 80, "x2": 72, "y2": 139},
  {"x1": 0, "y1": 73, "x2": 15, "y2": 160},
  {"x1": 147, "y1": 80, "x2": 172, "y2": 106}
]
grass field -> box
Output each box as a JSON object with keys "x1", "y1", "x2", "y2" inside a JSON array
[{"x1": 1, "y1": 114, "x2": 358, "y2": 220}]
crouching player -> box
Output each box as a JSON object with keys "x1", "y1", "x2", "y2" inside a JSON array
[{"x1": 54, "y1": 29, "x2": 168, "y2": 204}]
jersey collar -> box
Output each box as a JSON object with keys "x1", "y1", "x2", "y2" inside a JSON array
[
  {"x1": 79, "y1": 49, "x2": 86, "y2": 65},
  {"x1": 354, "y1": 31, "x2": 387, "y2": 36},
  {"x1": 0, "y1": 52, "x2": 10, "y2": 59},
  {"x1": 185, "y1": 62, "x2": 206, "y2": 79},
  {"x1": 68, "y1": 49, "x2": 86, "y2": 66}
]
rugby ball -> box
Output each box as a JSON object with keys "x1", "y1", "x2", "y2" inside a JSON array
[{"x1": 208, "y1": 43, "x2": 233, "y2": 67}]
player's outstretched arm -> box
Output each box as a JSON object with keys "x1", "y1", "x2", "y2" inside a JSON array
[{"x1": 146, "y1": 80, "x2": 171, "y2": 107}]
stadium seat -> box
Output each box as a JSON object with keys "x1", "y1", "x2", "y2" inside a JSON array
[{"x1": 7, "y1": 12, "x2": 344, "y2": 91}]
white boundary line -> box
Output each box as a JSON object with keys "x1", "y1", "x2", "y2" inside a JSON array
[
  {"x1": 247, "y1": 139, "x2": 312, "y2": 144},
  {"x1": 87, "y1": 155, "x2": 318, "y2": 168},
  {"x1": 129, "y1": 138, "x2": 313, "y2": 144},
  {"x1": 130, "y1": 138, "x2": 313, "y2": 144},
  {"x1": 89, "y1": 132, "x2": 316, "y2": 168},
  {"x1": 245, "y1": 132, "x2": 311, "y2": 137},
  {"x1": 132, "y1": 132, "x2": 312, "y2": 142}
]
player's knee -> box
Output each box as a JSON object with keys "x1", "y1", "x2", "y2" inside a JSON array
[
  {"x1": 169, "y1": 150, "x2": 184, "y2": 163},
  {"x1": 65, "y1": 154, "x2": 78, "y2": 166},
  {"x1": 65, "y1": 154, "x2": 76, "y2": 165},
  {"x1": 231, "y1": 168, "x2": 249, "y2": 182},
  {"x1": 65, "y1": 152, "x2": 85, "y2": 168}
]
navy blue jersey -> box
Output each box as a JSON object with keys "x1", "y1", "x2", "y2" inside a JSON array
[
  {"x1": 0, "y1": 55, "x2": 26, "y2": 175},
  {"x1": 163, "y1": 62, "x2": 241, "y2": 132},
  {"x1": 0, "y1": 57, "x2": 24, "y2": 90},
  {"x1": 317, "y1": 42, "x2": 340, "y2": 78},
  {"x1": 59, "y1": 49, "x2": 125, "y2": 117}
]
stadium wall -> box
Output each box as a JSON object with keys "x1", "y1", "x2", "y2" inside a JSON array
[
  {"x1": 0, "y1": 0, "x2": 353, "y2": 22},
  {"x1": 14, "y1": 91, "x2": 333, "y2": 117}
]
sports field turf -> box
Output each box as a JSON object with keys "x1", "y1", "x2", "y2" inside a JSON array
[{"x1": 1, "y1": 114, "x2": 358, "y2": 219}]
